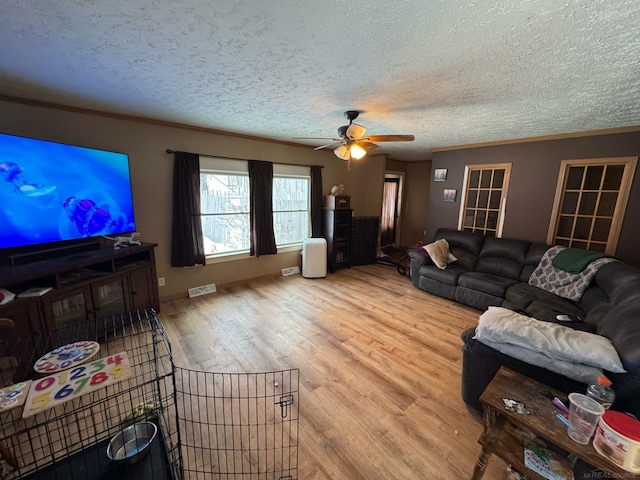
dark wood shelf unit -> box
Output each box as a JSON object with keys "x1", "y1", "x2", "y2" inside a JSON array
[
  {"x1": 0, "y1": 243, "x2": 159, "y2": 342},
  {"x1": 323, "y1": 208, "x2": 352, "y2": 273},
  {"x1": 351, "y1": 216, "x2": 380, "y2": 266}
]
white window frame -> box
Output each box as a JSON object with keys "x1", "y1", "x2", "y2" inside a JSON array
[
  {"x1": 199, "y1": 158, "x2": 311, "y2": 264},
  {"x1": 458, "y1": 163, "x2": 511, "y2": 237},
  {"x1": 547, "y1": 156, "x2": 637, "y2": 254}
]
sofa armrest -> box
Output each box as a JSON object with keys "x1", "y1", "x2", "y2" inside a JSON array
[
  {"x1": 408, "y1": 250, "x2": 430, "y2": 265},
  {"x1": 408, "y1": 251, "x2": 431, "y2": 287},
  {"x1": 460, "y1": 328, "x2": 586, "y2": 412}
]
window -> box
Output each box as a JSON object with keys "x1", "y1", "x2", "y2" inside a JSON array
[
  {"x1": 548, "y1": 157, "x2": 637, "y2": 254},
  {"x1": 200, "y1": 172, "x2": 251, "y2": 256},
  {"x1": 458, "y1": 163, "x2": 511, "y2": 237},
  {"x1": 199, "y1": 158, "x2": 311, "y2": 258},
  {"x1": 272, "y1": 175, "x2": 310, "y2": 247}
]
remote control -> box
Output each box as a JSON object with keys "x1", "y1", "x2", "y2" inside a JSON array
[{"x1": 556, "y1": 313, "x2": 582, "y2": 322}]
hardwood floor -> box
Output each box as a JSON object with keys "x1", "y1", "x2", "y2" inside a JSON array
[{"x1": 158, "y1": 263, "x2": 508, "y2": 479}]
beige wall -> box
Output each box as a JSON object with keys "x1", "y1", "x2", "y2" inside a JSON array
[
  {"x1": 0, "y1": 100, "x2": 388, "y2": 298},
  {"x1": 346, "y1": 154, "x2": 385, "y2": 216}
]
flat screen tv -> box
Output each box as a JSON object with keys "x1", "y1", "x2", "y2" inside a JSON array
[{"x1": 0, "y1": 132, "x2": 136, "y2": 259}]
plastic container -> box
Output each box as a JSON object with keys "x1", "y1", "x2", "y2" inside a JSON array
[
  {"x1": 593, "y1": 410, "x2": 640, "y2": 473},
  {"x1": 567, "y1": 392, "x2": 605, "y2": 445},
  {"x1": 586, "y1": 376, "x2": 615, "y2": 410}
]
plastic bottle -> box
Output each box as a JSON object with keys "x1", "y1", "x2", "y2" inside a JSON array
[{"x1": 586, "y1": 376, "x2": 615, "y2": 410}]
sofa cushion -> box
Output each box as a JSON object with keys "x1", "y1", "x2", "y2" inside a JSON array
[
  {"x1": 434, "y1": 228, "x2": 484, "y2": 270},
  {"x1": 455, "y1": 287, "x2": 504, "y2": 310},
  {"x1": 419, "y1": 263, "x2": 470, "y2": 286},
  {"x1": 504, "y1": 282, "x2": 587, "y2": 324},
  {"x1": 458, "y1": 272, "x2": 518, "y2": 298},
  {"x1": 520, "y1": 243, "x2": 550, "y2": 282},
  {"x1": 476, "y1": 237, "x2": 531, "y2": 280},
  {"x1": 419, "y1": 277, "x2": 457, "y2": 300}
]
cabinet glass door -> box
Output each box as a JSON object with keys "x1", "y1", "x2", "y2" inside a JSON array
[
  {"x1": 92, "y1": 278, "x2": 127, "y2": 317},
  {"x1": 51, "y1": 292, "x2": 88, "y2": 328},
  {"x1": 50, "y1": 290, "x2": 89, "y2": 347}
]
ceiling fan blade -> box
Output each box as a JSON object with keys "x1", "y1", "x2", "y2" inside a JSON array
[
  {"x1": 363, "y1": 135, "x2": 415, "y2": 142},
  {"x1": 358, "y1": 141, "x2": 380, "y2": 152},
  {"x1": 314, "y1": 142, "x2": 341, "y2": 150},
  {"x1": 346, "y1": 123, "x2": 366, "y2": 139},
  {"x1": 293, "y1": 137, "x2": 340, "y2": 140}
]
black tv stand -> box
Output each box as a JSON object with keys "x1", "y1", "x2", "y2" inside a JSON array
[
  {"x1": 0, "y1": 243, "x2": 159, "y2": 342},
  {"x1": 5, "y1": 241, "x2": 101, "y2": 267}
]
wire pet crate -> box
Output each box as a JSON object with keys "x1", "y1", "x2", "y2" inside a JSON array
[
  {"x1": 175, "y1": 369, "x2": 299, "y2": 479},
  {"x1": 0, "y1": 310, "x2": 299, "y2": 480}
]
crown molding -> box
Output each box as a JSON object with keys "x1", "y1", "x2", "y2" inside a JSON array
[
  {"x1": 432, "y1": 125, "x2": 640, "y2": 153},
  {"x1": 0, "y1": 94, "x2": 308, "y2": 150}
]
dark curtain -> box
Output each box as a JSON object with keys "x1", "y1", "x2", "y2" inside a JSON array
[
  {"x1": 310, "y1": 165, "x2": 323, "y2": 237},
  {"x1": 171, "y1": 151, "x2": 205, "y2": 266},
  {"x1": 248, "y1": 160, "x2": 277, "y2": 256}
]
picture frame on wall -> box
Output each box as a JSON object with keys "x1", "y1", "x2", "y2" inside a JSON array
[
  {"x1": 443, "y1": 189, "x2": 457, "y2": 202},
  {"x1": 434, "y1": 168, "x2": 448, "y2": 181}
]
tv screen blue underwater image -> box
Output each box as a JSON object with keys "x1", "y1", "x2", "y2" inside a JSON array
[{"x1": 0, "y1": 133, "x2": 136, "y2": 250}]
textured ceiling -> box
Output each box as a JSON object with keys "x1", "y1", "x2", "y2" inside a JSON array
[{"x1": 1, "y1": 1, "x2": 640, "y2": 161}]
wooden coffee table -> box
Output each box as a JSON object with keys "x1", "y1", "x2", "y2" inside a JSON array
[{"x1": 471, "y1": 366, "x2": 640, "y2": 479}]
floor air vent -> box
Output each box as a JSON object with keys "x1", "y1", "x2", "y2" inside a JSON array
[
  {"x1": 281, "y1": 266, "x2": 300, "y2": 276},
  {"x1": 188, "y1": 283, "x2": 217, "y2": 298}
]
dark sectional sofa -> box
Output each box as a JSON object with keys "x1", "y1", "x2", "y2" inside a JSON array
[{"x1": 408, "y1": 228, "x2": 640, "y2": 418}]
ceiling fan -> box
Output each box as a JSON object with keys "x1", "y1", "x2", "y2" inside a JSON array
[{"x1": 296, "y1": 110, "x2": 415, "y2": 161}]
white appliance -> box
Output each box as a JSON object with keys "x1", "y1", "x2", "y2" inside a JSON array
[{"x1": 301, "y1": 238, "x2": 327, "y2": 278}]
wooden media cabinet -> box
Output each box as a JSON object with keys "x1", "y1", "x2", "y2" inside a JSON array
[{"x1": 0, "y1": 243, "x2": 159, "y2": 343}]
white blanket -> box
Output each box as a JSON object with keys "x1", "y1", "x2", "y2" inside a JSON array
[{"x1": 474, "y1": 307, "x2": 625, "y2": 383}]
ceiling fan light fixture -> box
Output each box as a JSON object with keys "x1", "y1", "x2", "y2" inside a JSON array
[
  {"x1": 346, "y1": 123, "x2": 366, "y2": 139},
  {"x1": 350, "y1": 144, "x2": 367, "y2": 160},
  {"x1": 334, "y1": 145, "x2": 350, "y2": 160}
]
